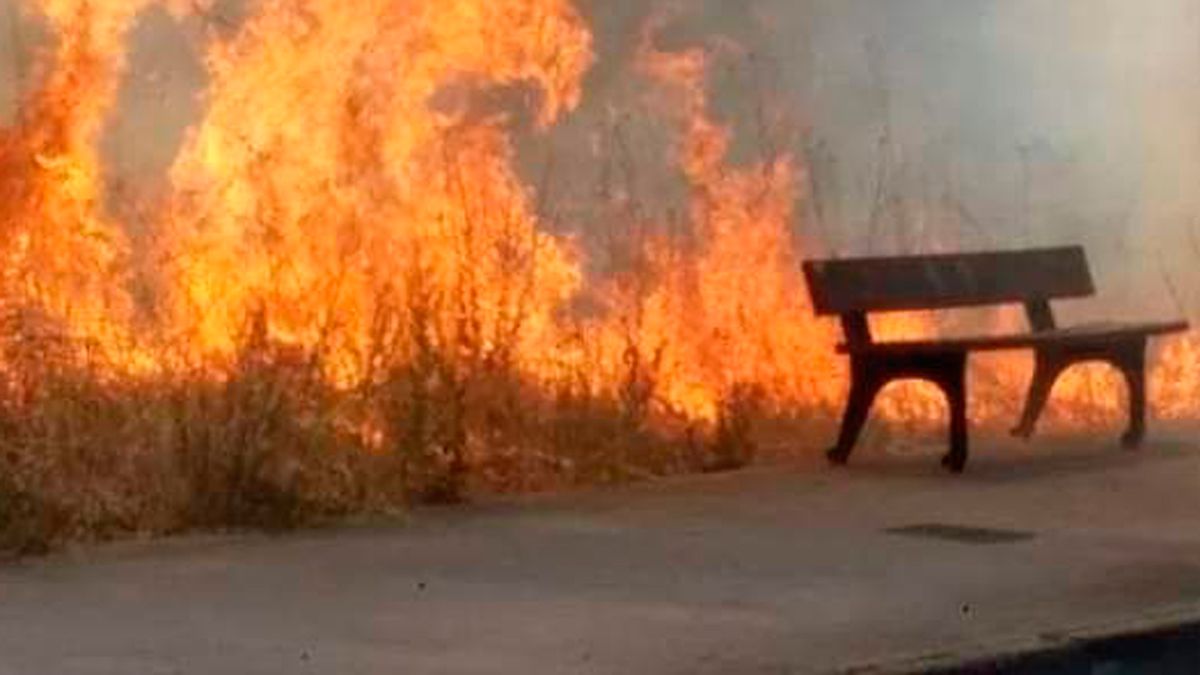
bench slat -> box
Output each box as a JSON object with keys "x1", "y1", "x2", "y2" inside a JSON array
[
  {"x1": 837, "y1": 320, "x2": 1189, "y2": 355},
  {"x1": 803, "y1": 247, "x2": 1095, "y2": 315}
]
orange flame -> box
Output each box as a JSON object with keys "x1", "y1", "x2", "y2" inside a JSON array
[
  {"x1": 0, "y1": 0, "x2": 1195, "y2": 449},
  {"x1": 162, "y1": 0, "x2": 592, "y2": 383},
  {"x1": 0, "y1": 0, "x2": 160, "y2": 358}
]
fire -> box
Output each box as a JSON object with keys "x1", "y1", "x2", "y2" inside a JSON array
[
  {"x1": 578, "y1": 22, "x2": 841, "y2": 422},
  {"x1": 0, "y1": 0, "x2": 165, "y2": 366},
  {"x1": 161, "y1": 0, "x2": 592, "y2": 385},
  {"x1": 587, "y1": 18, "x2": 955, "y2": 426},
  {"x1": 1, "y1": 0, "x2": 1196, "y2": 456}
]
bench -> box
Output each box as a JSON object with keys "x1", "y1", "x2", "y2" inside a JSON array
[{"x1": 802, "y1": 246, "x2": 1189, "y2": 472}]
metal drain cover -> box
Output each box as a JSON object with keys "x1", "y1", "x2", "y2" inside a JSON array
[{"x1": 885, "y1": 523, "x2": 1035, "y2": 545}]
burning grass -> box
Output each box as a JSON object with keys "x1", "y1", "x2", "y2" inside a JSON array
[
  {"x1": 0, "y1": 302, "x2": 772, "y2": 553},
  {"x1": 0, "y1": 0, "x2": 1196, "y2": 553}
]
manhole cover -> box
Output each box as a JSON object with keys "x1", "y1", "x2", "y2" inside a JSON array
[{"x1": 885, "y1": 523, "x2": 1035, "y2": 545}]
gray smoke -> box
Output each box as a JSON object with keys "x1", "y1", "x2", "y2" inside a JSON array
[{"x1": 552, "y1": 0, "x2": 1200, "y2": 322}]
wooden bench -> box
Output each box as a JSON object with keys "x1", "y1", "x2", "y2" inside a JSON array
[{"x1": 802, "y1": 246, "x2": 1189, "y2": 472}]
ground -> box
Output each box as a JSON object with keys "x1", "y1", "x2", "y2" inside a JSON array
[{"x1": 3, "y1": 429, "x2": 1200, "y2": 674}]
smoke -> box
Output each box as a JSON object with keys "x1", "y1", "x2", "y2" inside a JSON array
[
  {"x1": 1, "y1": 0, "x2": 1197, "y2": 318},
  {"x1": 552, "y1": 0, "x2": 1200, "y2": 320},
  {"x1": 102, "y1": 5, "x2": 205, "y2": 187},
  {"x1": 0, "y1": 0, "x2": 30, "y2": 123}
]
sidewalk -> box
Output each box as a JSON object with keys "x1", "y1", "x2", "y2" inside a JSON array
[{"x1": 2, "y1": 431, "x2": 1199, "y2": 674}]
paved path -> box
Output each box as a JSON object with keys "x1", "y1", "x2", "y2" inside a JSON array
[{"x1": 3, "y1": 432, "x2": 1200, "y2": 674}]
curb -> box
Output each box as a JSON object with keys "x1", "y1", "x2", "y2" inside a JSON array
[{"x1": 839, "y1": 603, "x2": 1200, "y2": 674}]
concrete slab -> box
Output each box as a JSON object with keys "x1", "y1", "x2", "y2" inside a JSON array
[{"x1": 2, "y1": 431, "x2": 1200, "y2": 674}]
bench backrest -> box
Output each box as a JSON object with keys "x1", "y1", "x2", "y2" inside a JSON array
[{"x1": 802, "y1": 246, "x2": 1095, "y2": 317}]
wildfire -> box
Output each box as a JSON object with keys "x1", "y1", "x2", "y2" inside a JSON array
[
  {"x1": 1, "y1": 0, "x2": 1196, "y2": 446},
  {"x1": 0, "y1": 0, "x2": 165, "y2": 366},
  {"x1": 161, "y1": 0, "x2": 592, "y2": 386}
]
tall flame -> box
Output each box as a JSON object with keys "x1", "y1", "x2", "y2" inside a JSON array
[
  {"x1": 0, "y1": 0, "x2": 168, "y2": 353},
  {"x1": 0, "y1": 0, "x2": 1196, "y2": 453},
  {"x1": 574, "y1": 18, "x2": 950, "y2": 426},
  {"x1": 162, "y1": 0, "x2": 592, "y2": 382},
  {"x1": 590, "y1": 25, "x2": 839, "y2": 421}
]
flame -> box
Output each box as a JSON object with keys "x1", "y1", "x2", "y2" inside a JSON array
[
  {"x1": 573, "y1": 19, "x2": 950, "y2": 425},
  {"x1": 0, "y1": 0, "x2": 1195, "y2": 461},
  {"x1": 0, "y1": 0, "x2": 165, "y2": 364},
  {"x1": 162, "y1": 0, "x2": 592, "y2": 383},
  {"x1": 587, "y1": 28, "x2": 840, "y2": 421},
  {"x1": 1154, "y1": 334, "x2": 1200, "y2": 420}
]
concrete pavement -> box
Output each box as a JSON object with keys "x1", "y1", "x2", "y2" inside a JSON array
[{"x1": 2, "y1": 431, "x2": 1200, "y2": 674}]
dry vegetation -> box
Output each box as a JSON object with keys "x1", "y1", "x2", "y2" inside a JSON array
[
  {"x1": 1, "y1": 0, "x2": 1194, "y2": 557},
  {"x1": 0, "y1": 286, "x2": 773, "y2": 555}
]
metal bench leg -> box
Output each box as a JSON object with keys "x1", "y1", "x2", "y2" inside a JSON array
[
  {"x1": 1112, "y1": 338, "x2": 1148, "y2": 449},
  {"x1": 1012, "y1": 350, "x2": 1068, "y2": 440},
  {"x1": 827, "y1": 357, "x2": 885, "y2": 466},
  {"x1": 936, "y1": 353, "x2": 970, "y2": 473}
]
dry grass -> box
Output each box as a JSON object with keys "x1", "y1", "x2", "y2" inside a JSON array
[{"x1": 0, "y1": 274, "x2": 775, "y2": 555}]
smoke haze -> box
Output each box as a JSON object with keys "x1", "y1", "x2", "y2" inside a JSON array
[{"x1": 1, "y1": 0, "x2": 1197, "y2": 317}]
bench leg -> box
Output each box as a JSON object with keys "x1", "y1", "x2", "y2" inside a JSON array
[
  {"x1": 1012, "y1": 338, "x2": 1149, "y2": 449},
  {"x1": 936, "y1": 353, "x2": 970, "y2": 474},
  {"x1": 829, "y1": 352, "x2": 971, "y2": 473},
  {"x1": 1113, "y1": 338, "x2": 1148, "y2": 449},
  {"x1": 1012, "y1": 350, "x2": 1068, "y2": 440},
  {"x1": 828, "y1": 358, "x2": 884, "y2": 466}
]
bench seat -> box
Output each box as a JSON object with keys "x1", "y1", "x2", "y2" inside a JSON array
[{"x1": 838, "y1": 320, "x2": 1190, "y2": 355}]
